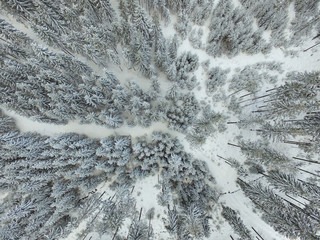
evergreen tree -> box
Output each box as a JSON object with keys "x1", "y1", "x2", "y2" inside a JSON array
[
  {"x1": 180, "y1": 203, "x2": 210, "y2": 239},
  {"x1": 232, "y1": 140, "x2": 292, "y2": 170},
  {"x1": 165, "y1": 205, "x2": 180, "y2": 235},
  {"x1": 266, "y1": 170, "x2": 320, "y2": 199},
  {"x1": 222, "y1": 206, "x2": 253, "y2": 240},
  {"x1": 206, "y1": 67, "x2": 229, "y2": 94},
  {"x1": 127, "y1": 220, "x2": 149, "y2": 240},
  {"x1": 207, "y1": 0, "x2": 269, "y2": 57},
  {"x1": 0, "y1": 112, "x2": 133, "y2": 239},
  {"x1": 237, "y1": 179, "x2": 320, "y2": 240},
  {"x1": 239, "y1": 0, "x2": 290, "y2": 46},
  {"x1": 189, "y1": 0, "x2": 213, "y2": 25},
  {"x1": 258, "y1": 72, "x2": 320, "y2": 119}
]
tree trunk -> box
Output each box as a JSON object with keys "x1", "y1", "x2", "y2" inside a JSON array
[
  {"x1": 227, "y1": 88, "x2": 246, "y2": 97},
  {"x1": 112, "y1": 227, "x2": 119, "y2": 240},
  {"x1": 263, "y1": 99, "x2": 277, "y2": 103},
  {"x1": 294, "y1": 17, "x2": 320, "y2": 35},
  {"x1": 139, "y1": 207, "x2": 143, "y2": 220},
  {"x1": 217, "y1": 155, "x2": 229, "y2": 161},
  {"x1": 297, "y1": 167, "x2": 320, "y2": 178},
  {"x1": 217, "y1": 155, "x2": 232, "y2": 165},
  {"x1": 227, "y1": 121, "x2": 239, "y2": 124},
  {"x1": 283, "y1": 119, "x2": 304, "y2": 123},
  {"x1": 251, "y1": 227, "x2": 264, "y2": 240},
  {"x1": 239, "y1": 91, "x2": 258, "y2": 99},
  {"x1": 252, "y1": 110, "x2": 270, "y2": 113},
  {"x1": 312, "y1": 33, "x2": 320, "y2": 40},
  {"x1": 228, "y1": 142, "x2": 241, "y2": 148},
  {"x1": 266, "y1": 87, "x2": 278, "y2": 92},
  {"x1": 252, "y1": 94, "x2": 272, "y2": 101},
  {"x1": 303, "y1": 41, "x2": 320, "y2": 52},
  {"x1": 258, "y1": 105, "x2": 268, "y2": 109},
  {"x1": 293, "y1": 156, "x2": 320, "y2": 165},
  {"x1": 285, "y1": 193, "x2": 306, "y2": 206},
  {"x1": 284, "y1": 140, "x2": 311, "y2": 146}
]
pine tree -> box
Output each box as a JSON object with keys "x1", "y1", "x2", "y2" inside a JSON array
[
  {"x1": 258, "y1": 72, "x2": 320, "y2": 118},
  {"x1": 237, "y1": 179, "x2": 320, "y2": 240},
  {"x1": 127, "y1": 220, "x2": 149, "y2": 240},
  {"x1": 0, "y1": 112, "x2": 133, "y2": 239},
  {"x1": 232, "y1": 140, "x2": 292, "y2": 170},
  {"x1": 266, "y1": 170, "x2": 320, "y2": 199},
  {"x1": 207, "y1": 0, "x2": 269, "y2": 57},
  {"x1": 206, "y1": 67, "x2": 229, "y2": 94},
  {"x1": 165, "y1": 205, "x2": 180, "y2": 235},
  {"x1": 0, "y1": 0, "x2": 36, "y2": 15},
  {"x1": 180, "y1": 203, "x2": 210, "y2": 239},
  {"x1": 222, "y1": 206, "x2": 253, "y2": 240},
  {"x1": 131, "y1": 3, "x2": 154, "y2": 42}
]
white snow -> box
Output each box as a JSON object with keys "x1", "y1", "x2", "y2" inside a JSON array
[{"x1": 2, "y1": 108, "x2": 171, "y2": 139}]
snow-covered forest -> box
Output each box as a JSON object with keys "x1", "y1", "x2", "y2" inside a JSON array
[{"x1": 0, "y1": 0, "x2": 320, "y2": 239}]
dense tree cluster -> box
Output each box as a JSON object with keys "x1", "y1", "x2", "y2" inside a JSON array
[
  {"x1": 0, "y1": 112, "x2": 218, "y2": 239},
  {"x1": 245, "y1": 71, "x2": 320, "y2": 153},
  {"x1": 187, "y1": 105, "x2": 225, "y2": 146},
  {"x1": 238, "y1": 178, "x2": 320, "y2": 240},
  {"x1": 206, "y1": 0, "x2": 270, "y2": 57},
  {"x1": 236, "y1": 140, "x2": 292, "y2": 172},
  {"x1": 170, "y1": 51, "x2": 199, "y2": 90},
  {"x1": 206, "y1": 67, "x2": 229, "y2": 94},
  {"x1": 0, "y1": 19, "x2": 127, "y2": 126},
  {"x1": 1, "y1": 0, "x2": 119, "y2": 66},
  {"x1": 291, "y1": 0, "x2": 320, "y2": 43},
  {"x1": 165, "y1": 204, "x2": 211, "y2": 239},
  {"x1": 132, "y1": 132, "x2": 217, "y2": 211},
  {"x1": 260, "y1": 72, "x2": 320, "y2": 118},
  {"x1": 229, "y1": 62, "x2": 282, "y2": 93},
  {"x1": 239, "y1": 0, "x2": 290, "y2": 46},
  {"x1": 0, "y1": 111, "x2": 106, "y2": 239},
  {"x1": 164, "y1": 91, "x2": 200, "y2": 131},
  {"x1": 229, "y1": 70, "x2": 320, "y2": 240}
]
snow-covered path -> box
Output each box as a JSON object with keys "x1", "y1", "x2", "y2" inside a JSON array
[{"x1": 2, "y1": 108, "x2": 171, "y2": 139}]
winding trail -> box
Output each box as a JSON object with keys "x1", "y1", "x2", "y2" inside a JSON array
[{"x1": 2, "y1": 108, "x2": 172, "y2": 139}]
